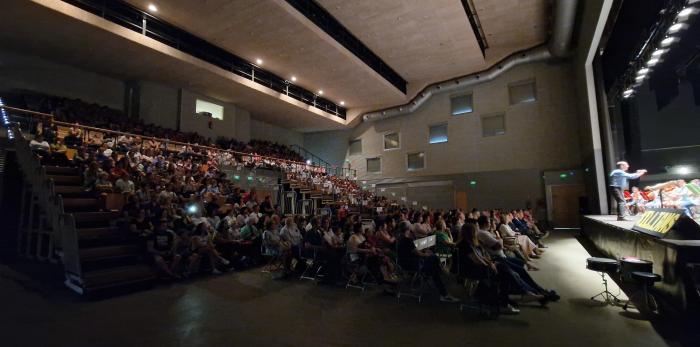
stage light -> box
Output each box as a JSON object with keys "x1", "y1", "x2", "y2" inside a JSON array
[
  {"x1": 635, "y1": 75, "x2": 645, "y2": 82},
  {"x1": 651, "y1": 49, "x2": 667, "y2": 57},
  {"x1": 622, "y1": 88, "x2": 634, "y2": 98},
  {"x1": 637, "y1": 68, "x2": 649, "y2": 76},
  {"x1": 291, "y1": 76, "x2": 297, "y2": 82},
  {"x1": 660, "y1": 37, "x2": 677, "y2": 46},
  {"x1": 677, "y1": 166, "x2": 692, "y2": 175},
  {"x1": 147, "y1": 4, "x2": 158, "y2": 12},
  {"x1": 646, "y1": 58, "x2": 660, "y2": 66},
  {"x1": 678, "y1": 7, "x2": 697, "y2": 18},
  {"x1": 255, "y1": 58, "x2": 263, "y2": 65},
  {"x1": 340, "y1": 101, "x2": 345, "y2": 106},
  {"x1": 668, "y1": 23, "x2": 688, "y2": 33}
]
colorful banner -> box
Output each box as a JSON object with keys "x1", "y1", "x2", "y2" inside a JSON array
[{"x1": 632, "y1": 208, "x2": 683, "y2": 237}]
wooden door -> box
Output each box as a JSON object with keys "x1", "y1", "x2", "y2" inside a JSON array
[
  {"x1": 551, "y1": 185, "x2": 586, "y2": 228},
  {"x1": 455, "y1": 191, "x2": 467, "y2": 211}
]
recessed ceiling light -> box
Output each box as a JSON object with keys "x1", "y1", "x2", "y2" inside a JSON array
[
  {"x1": 318, "y1": 90, "x2": 323, "y2": 95},
  {"x1": 339, "y1": 101, "x2": 345, "y2": 106},
  {"x1": 255, "y1": 58, "x2": 263, "y2": 65},
  {"x1": 147, "y1": 4, "x2": 158, "y2": 12},
  {"x1": 291, "y1": 76, "x2": 297, "y2": 82}
]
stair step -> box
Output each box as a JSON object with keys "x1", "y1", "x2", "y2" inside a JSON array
[
  {"x1": 81, "y1": 265, "x2": 157, "y2": 291},
  {"x1": 44, "y1": 166, "x2": 80, "y2": 175},
  {"x1": 78, "y1": 227, "x2": 122, "y2": 241},
  {"x1": 48, "y1": 175, "x2": 83, "y2": 186},
  {"x1": 54, "y1": 185, "x2": 93, "y2": 198},
  {"x1": 63, "y1": 198, "x2": 101, "y2": 212},
  {"x1": 80, "y1": 244, "x2": 141, "y2": 262},
  {"x1": 73, "y1": 211, "x2": 119, "y2": 228}
]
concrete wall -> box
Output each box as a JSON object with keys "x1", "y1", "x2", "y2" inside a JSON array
[
  {"x1": 250, "y1": 118, "x2": 303, "y2": 146},
  {"x1": 0, "y1": 49, "x2": 124, "y2": 110},
  {"x1": 348, "y1": 61, "x2": 581, "y2": 179},
  {"x1": 303, "y1": 61, "x2": 582, "y2": 210},
  {"x1": 140, "y1": 81, "x2": 178, "y2": 130},
  {"x1": 303, "y1": 129, "x2": 352, "y2": 166}
]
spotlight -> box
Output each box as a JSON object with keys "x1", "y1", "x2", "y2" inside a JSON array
[
  {"x1": 651, "y1": 49, "x2": 667, "y2": 57},
  {"x1": 637, "y1": 68, "x2": 649, "y2": 75},
  {"x1": 291, "y1": 76, "x2": 297, "y2": 82},
  {"x1": 318, "y1": 90, "x2": 323, "y2": 95},
  {"x1": 677, "y1": 166, "x2": 692, "y2": 175},
  {"x1": 660, "y1": 37, "x2": 676, "y2": 46},
  {"x1": 622, "y1": 88, "x2": 634, "y2": 98},
  {"x1": 340, "y1": 101, "x2": 345, "y2": 106},
  {"x1": 635, "y1": 75, "x2": 645, "y2": 82},
  {"x1": 678, "y1": 7, "x2": 697, "y2": 18},
  {"x1": 668, "y1": 23, "x2": 688, "y2": 33},
  {"x1": 646, "y1": 58, "x2": 660, "y2": 66},
  {"x1": 147, "y1": 4, "x2": 158, "y2": 12},
  {"x1": 255, "y1": 58, "x2": 263, "y2": 65}
]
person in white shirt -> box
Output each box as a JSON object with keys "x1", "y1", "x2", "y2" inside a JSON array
[{"x1": 29, "y1": 136, "x2": 50, "y2": 152}]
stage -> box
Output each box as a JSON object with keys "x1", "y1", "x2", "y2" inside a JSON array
[{"x1": 581, "y1": 214, "x2": 700, "y2": 315}]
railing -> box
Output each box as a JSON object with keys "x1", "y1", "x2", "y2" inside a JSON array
[
  {"x1": 289, "y1": 144, "x2": 357, "y2": 178},
  {"x1": 61, "y1": 0, "x2": 346, "y2": 119},
  {"x1": 0, "y1": 105, "x2": 336, "y2": 176}
]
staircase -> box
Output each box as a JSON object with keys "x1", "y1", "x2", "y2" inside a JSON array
[
  {"x1": 289, "y1": 144, "x2": 356, "y2": 178},
  {"x1": 13, "y1": 136, "x2": 157, "y2": 295}
]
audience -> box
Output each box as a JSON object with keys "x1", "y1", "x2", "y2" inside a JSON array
[{"x1": 14, "y1": 93, "x2": 567, "y2": 315}]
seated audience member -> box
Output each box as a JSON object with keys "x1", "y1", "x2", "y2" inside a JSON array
[
  {"x1": 476, "y1": 216, "x2": 558, "y2": 303},
  {"x1": 396, "y1": 222, "x2": 459, "y2": 302},
  {"x1": 280, "y1": 216, "x2": 303, "y2": 272},
  {"x1": 147, "y1": 218, "x2": 182, "y2": 279},
  {"x1": 456, "y1": 223, "x2": 519, "y2": 313},
  {"x1": 115, "y1": 172, "x2": 135, "y2": 194},
  {"x1": 498, "y1": 214, "x2": 542, "y2": 270},
  {"x1": 262, "y1": 219, "x2": 291, "y2": 271},
  {"x1": 29, "y1": 135, "x2": 51, "y2": 153}
]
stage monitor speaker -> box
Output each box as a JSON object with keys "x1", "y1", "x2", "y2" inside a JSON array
[{"x1": 632, "y1": 208, "x2": 700, "y2": 239}]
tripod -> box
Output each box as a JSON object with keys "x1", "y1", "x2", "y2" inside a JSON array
[{"x1": 590, "y1": 271, "x2": 621, "y2": 305}]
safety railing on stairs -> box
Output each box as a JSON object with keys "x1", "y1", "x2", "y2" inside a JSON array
[{"x1": 289, "y1": 144, "x2": 356, "y2": 179}]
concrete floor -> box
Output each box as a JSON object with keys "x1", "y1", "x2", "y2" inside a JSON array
[{"x1": 0, "y1": 232, "x2": 676, "y2": 347}]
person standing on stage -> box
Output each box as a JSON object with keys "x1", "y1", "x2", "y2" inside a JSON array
[{"x1": 609, "y1": 161, "x2": 647, "y2": 221}]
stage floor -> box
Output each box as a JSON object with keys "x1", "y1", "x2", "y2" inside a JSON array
[{"x1": 584, "y1": 214, "x2": 639, "y2": 230}]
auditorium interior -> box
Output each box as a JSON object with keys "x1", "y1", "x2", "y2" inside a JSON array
[{"x1": 1, "y1": 0, "x2": 700, "y2": 346}]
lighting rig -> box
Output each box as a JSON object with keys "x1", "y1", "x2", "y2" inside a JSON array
[{"x1": 613, "y1": 0, "x2": 698, "y2": 99}]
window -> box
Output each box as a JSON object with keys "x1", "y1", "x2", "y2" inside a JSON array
[
  {"x1": 482, "y1": 114, "x2": 506, "y2": 137},
  {"x1": 196, "y1": 99, "x2": 224, "y2": 120},
  {"x1": 451, "y1": 94, "x2": 473, "y2": 115},
  {"x1": 428, "y1": 123, "x2": 448, "y2": 144},
  {"x1": 509, "y1": 79, "x2": 537, "y2": 105},
  {"x1": 349, "y1": 139, "x2": 362, "y2": 155},
  {"x1": 367, "y1": 157, "x2": 381, "y2": 173},
  {"x1": 407, "y1": 152, "x2": 425, "y2": 171},
  {"x1": 384, "y1": 132, "x2": 400, "y2": 150}
]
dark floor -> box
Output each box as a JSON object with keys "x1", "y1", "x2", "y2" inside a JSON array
[{"x1": 0, "y1": 232, "x2": 674, "y2": 347}]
